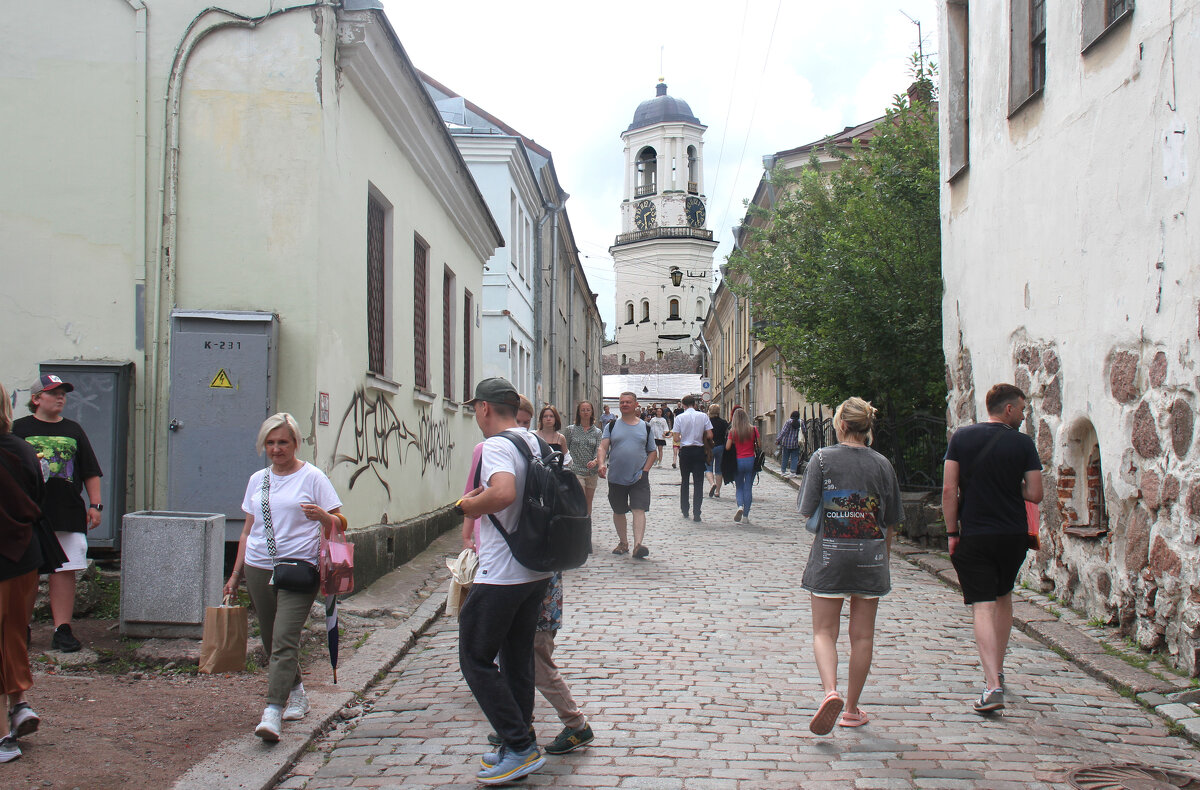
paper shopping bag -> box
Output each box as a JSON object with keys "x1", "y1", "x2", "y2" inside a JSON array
[{"x1": 198, "y1": 600, "x2": 248, "y2": 674}]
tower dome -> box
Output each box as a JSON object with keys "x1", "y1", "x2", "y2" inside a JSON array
[{"x1": 627, "y1": 81, "x2": 701, "y2": 132}]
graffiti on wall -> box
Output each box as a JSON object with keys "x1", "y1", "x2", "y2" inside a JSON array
[{"x1": 332, "y1": 388, "x2": 456, "y2": 495}]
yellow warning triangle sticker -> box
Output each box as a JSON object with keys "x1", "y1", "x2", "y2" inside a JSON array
[{"x1": 210, "y1": 369, "x2": 234, "y2": 389}]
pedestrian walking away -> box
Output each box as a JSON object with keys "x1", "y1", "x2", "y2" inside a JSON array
[
  {"x1": 942, "y1": 383, "x2": 1043, "y2": 714},
  {"x1": 12, "y1": 374, "x2": 103, "y2": 655},
  {"x1": 0, "y1": 383, "x2": 48, "y2": 763},
  {"x1": 797, "y1": 397, "x2": 902, "y2": 734},
  {"x1": 563, "y1": 402, "x2": 603, "y2": 517},
  {"x1": 648, "y1": 408, "x2": 669, "y2": 466},
  {"x1": 596, "y1": 392, "x2": 656, "y2": 559},
  {"x1": 454, "y1": 377, "x2": 553, "y2": 785},
  {"x1": 224, "y1": 412, "x2": 343, "y2": 743},
  {"x1": 725, "y1": 408, "x2": 760, "y2": 523},
  {"x1": 673, "y1": 395, "x2": 713, "y2": 522},
  {"x1": 705, "y1": 404, "x2": 729, "y2": 499},
  {"x1": 776, "y1": 410, "x2": 802, "y2": 477}
]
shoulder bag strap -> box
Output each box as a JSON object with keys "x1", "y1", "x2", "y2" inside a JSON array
[
  {"x1": 482, "y1": 432, "x2": 533, "y2": 532},
  {"x1": 260, "y1": 470, "x2": 278, "y2": 581}
]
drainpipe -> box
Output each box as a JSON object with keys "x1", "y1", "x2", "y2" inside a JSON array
[
  {"x1": 544, "y1": 195, "x2": 566, "y2": 406},
  {"x1": 126, "y1": 0, "x2": 149, "y2": 506},
  {"x1": 149, "y1": 2, "x2": 329, "y2": 505},
  {"x1": 762, "y1": 155, "x2": 780, "y2": 431},
  {"x1": 566, "y1": 258, "x2": 575, "y2": 410},
  {"x1": 533, "y1": 209, "x2": 551, "y2": 398}
]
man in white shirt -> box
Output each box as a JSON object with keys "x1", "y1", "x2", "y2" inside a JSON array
[
  {"x1": 673, "y1": 394, "x2": 714, "y2": 522},
  {"x1": 455, "y1": 378, "x2": 552, "y2": 785}
]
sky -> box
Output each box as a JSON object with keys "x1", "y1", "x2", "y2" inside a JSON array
[{"x1": 381, "y1": 0, "x2": 940, "y2": 332}]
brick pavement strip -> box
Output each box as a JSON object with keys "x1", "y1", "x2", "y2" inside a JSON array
[{"x1": 279, "y1": 472, "x2": 1200, "y2": 788}]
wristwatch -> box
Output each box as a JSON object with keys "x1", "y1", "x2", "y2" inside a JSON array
[{"x1": 89, "y1": 504, "x2": 104, "y2": 512}]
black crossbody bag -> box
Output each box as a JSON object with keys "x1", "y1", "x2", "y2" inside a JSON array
[{"x1": 261, "y1": 470, "x2": 320, "y2": 593}]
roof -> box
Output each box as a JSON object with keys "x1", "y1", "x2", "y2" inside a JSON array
[
  {"x1": 627, "y1": 82, "x2": 701, "y2": 132},
  {"x1": 773, "y1": 114, "x2": 885, "y2": 161},
  {"x1": 418, "y1": 70, "x2": 551, "y2": 159}
]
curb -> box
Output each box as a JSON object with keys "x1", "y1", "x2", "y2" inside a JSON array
[
  {"x1": 171, "y1": 582, "x2": 449, "y2": 790},
  {"x1": 894, "y1": 539, "x2": 1200, "y2": 745}
]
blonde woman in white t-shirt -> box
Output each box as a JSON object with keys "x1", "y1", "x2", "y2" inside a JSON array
[{"x1": 223, "y1": 413, "x2": 343, "y2": 743}]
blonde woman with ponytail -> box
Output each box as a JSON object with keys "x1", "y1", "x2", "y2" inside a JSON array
[{"x1": 796, "y1": 397, "x2": 901, "y2": 736}]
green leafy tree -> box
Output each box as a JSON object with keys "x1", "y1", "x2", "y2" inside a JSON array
[{"x1": 727, "y1": 60, "x2": 944, "y2": 422}]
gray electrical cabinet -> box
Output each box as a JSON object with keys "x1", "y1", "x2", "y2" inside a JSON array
[
  {"x1": 167, "y1": 311, "x2": 278, "y2": 541},
  {"x1": 39, "y1": 361, "x2": 134, "y2": 551}
]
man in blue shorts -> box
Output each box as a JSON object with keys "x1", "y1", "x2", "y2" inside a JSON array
[{"x1": 942, "y1": 383, "x2": 1043, "y2": 714}]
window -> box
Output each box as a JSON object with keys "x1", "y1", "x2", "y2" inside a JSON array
[
  {"x1": 413, "y1": 235, "x2": 429, "y2": 390},
  {"x1": 462, "y1": 290, "x2": 473, "y2": 402},
  {"x1": 366, "y1": 189, "x2": 392, "y2": 377},
  {"x1": 621, "y1": 354, "x2": 627, "y2": 366},
  {"x1": 687, "y1": 146, "x2": 698, "y2": 193},
  {"x1": 669, "y1": 298, "x2": 680, "y2": 320},
  {"x1": 1082, "y1": 0, "x2": 1133, "y2": 52},
  {"x1": 636, "y1": 147, "x2": 657, "y2": 197},
  {"x1": 626, "y1": 302, "x2": 635, "y2": 324},
  {"x1": 1009, "y1": 0, "x2": 1045, "y2": 115},
  {"x1": 443, "y1": 267, "x2": 456, "y2": 397},
  {"x1": 510, "y1": 192, "x2": 519, "y2": 271},
  {"x1": 696, "y1": 298, "x2": 704, "y2": 321},
  {"x1": 641, "y1": 300, "x2": 650, "y2": 323},
  {"x1": 946, "y1": 1, "x2": 970, "y2": 178}
]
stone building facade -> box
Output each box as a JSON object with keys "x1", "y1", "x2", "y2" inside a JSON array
[{"x1": 940, "y1": 1, "x2": 1200, "y2": 670}]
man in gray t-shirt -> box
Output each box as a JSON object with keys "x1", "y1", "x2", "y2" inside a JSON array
[{"x1": 597, "y1": 392, "x2": 656, "y2": 559}]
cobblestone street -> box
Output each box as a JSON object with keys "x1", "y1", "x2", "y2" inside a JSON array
[{"x1": 281, "y1": 470, "x2": 1200, "y2": 789}]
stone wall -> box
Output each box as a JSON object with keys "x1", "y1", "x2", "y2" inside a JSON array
[
  {"x1": 601, "y1": 350, "x2": 702, "y2": 376},
  {"x1": 950, "y1": 334, "x2": 1200, "y2": 674}
]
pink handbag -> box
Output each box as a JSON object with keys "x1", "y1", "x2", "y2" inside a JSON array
[{"x1": 321, "y1": 513, "x2": 355, "y2": 596}]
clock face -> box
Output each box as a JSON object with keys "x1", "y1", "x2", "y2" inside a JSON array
[
  {"x1": 685, "y1": 196, "x2": 705, "y2": 228},
  {"x1": 634, "y1": 200, "x2": 657, "y2": 231}
]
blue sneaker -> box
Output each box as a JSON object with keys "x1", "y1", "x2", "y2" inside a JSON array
[{"x1": 476, "y1": 744, "x2": 544, "y2": 785}]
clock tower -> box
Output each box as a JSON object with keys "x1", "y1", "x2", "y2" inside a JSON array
[{"x1": 607, "y1": 80, "x2": 717, "y2": 375}]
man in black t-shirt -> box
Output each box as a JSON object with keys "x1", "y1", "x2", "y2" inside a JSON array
[
  {"x1": 942, "y1": 383, "x2": 1042, "y2": 715},
  {"x1": 12, "y1": 375, "x2": 103, "y2": 653}
]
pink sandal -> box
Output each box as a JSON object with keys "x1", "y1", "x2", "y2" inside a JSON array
[
  {"x1": 839, "y1": 709, "x2": 869, "y2": 727},
  {"x1": 809, "y1": 690, "x2": 844, "y2": 735}
]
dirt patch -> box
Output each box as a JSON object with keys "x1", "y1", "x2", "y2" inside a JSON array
[{"x1": 10, "y1": 610, "x2": 368, "y2": 789}]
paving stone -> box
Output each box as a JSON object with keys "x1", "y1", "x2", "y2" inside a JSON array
[
  {"x1": 1158, "y1": 704, "x2": 1200, "y2": 722},
  {"x1": 278, "y1": 473, "x2": 1200, "y2": 788}
]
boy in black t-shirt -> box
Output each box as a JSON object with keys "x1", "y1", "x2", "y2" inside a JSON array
[
  {"x1": 12, "y1": 375, "x2": 103, "y2": 653},
  {"x1": 942, "y1": 383, "x2": 1043, "y2": 715}
]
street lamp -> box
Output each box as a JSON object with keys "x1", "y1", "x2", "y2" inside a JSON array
[{"x1": 669, "y1": 266, "x2": 683, "y2": 287}]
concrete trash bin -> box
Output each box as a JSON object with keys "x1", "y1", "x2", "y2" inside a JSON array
[{"x1": 120, "y1": 511, "x2": 224, "y2": 638}]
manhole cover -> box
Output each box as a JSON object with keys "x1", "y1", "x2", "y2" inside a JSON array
[{"x1": 1068, "y1": 763, "x2": 1200, "y2": 790}]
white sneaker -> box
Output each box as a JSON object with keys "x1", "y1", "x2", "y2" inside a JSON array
[
  {"x1": 255, "y1": 707, "x2": 282, "y2": 742},
  {"x1": 282, "y1": 689, "x2": 310, "y2": 721}
]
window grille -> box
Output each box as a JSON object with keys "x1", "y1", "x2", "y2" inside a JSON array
[
  {"x1": 366, "y1": 196, "x2": 386, "y2": 375},
  {"x1": 413, "y1": 237, "x2": 429, "y2": 390},
  {"x1": 1030, "y1": 0, "x2": 1047, "y2": 94}
]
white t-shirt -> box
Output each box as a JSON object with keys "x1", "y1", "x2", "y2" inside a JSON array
[
  {"x1": 241, "y1": 462, "x2": 342, "y2": 570},
  {"x1": 648, "y1": 416, "x2": 669, "y2": 440},
  {"x1": 476, "y1": 428, "x2": 554, "y2": 586}
]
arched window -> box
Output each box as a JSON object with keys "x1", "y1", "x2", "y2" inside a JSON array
[
  {"x1": 669, "y1": 298, "x2": 680, "y2": 319},
  {"x1": 621, "y1": 354, "x2": 627, "y2": 365},
  {"x1": 641, "y1": 300, "x2": 650, "y2": 322},
  {"x1": 625, "y1": 302, "x2": 634, "y2": 324},
  {"x1": 696, "y1": 298, "x2": 705, "y2": 320},
  {"x1": 636, "y1": 147, "x2": 657, "y2": 196},
  {"x1": 687, "y1": 146, "x2": 698, "y2": 193}
]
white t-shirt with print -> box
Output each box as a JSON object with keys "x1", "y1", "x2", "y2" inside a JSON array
[
  {"x1": 648, "y1": 416, "x2": 669, "y2": 441},
  {"x1": 476, "y1": 428, "x2": 555, "y2": 586},
  {"x1": 241, "y1": 462, "x2": 342, "y2": 570}
]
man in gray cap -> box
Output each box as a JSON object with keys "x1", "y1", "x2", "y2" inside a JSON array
[
  {"x1": 454, "y1": 377, "x2": 551, "y2": 785},
  {"x1": 12, "y1": 375, "x2": 103, "y2": 653}
]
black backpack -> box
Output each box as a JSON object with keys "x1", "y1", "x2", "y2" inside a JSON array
[{"x1": 474, "y1": 431, "x2": 592, "y2": 572}]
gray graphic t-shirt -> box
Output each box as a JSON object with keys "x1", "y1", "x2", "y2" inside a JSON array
[{"x1": 797, "y1": 444, "x2": 902, "y2": 597}]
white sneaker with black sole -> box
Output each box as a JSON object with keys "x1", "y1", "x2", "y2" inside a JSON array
[
  {"x1": 282, "y1": 689, "x2": 309, "y2": 721},
  {"x1": 9, "y1": 703, "x2": 39, "y2": 737},
  {"x1": 255, "y1": 707, "x2": 282, "y2": 742}
]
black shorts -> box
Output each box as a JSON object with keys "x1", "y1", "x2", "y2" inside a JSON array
[
  {"x1": 654, "y1": 439, "x2": 666, "y2": 447},
  {"x1": 950, "y1": 533, "x2": 1029, "y2": 604},
  {"x1": 607, "y1": 473, "x2": 651, "y2": 514}
]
